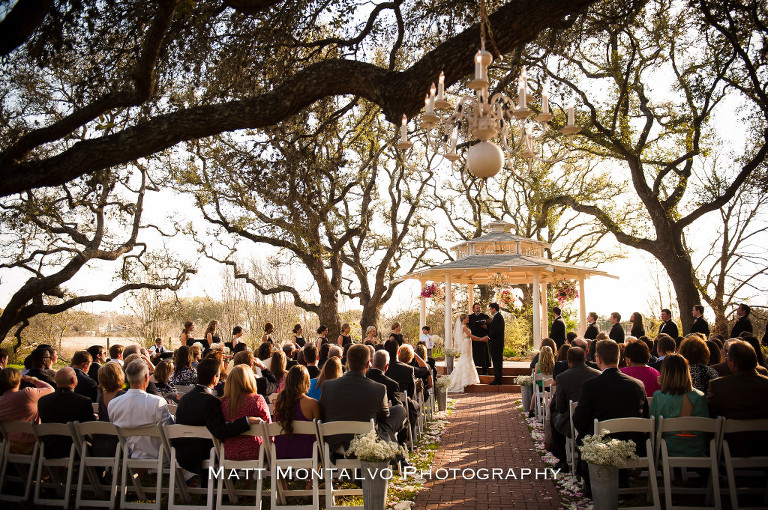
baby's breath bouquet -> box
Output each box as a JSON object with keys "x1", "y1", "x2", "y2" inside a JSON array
[
  {"x1": 514, "y1": 375, "x2": 533, "y2": 386},
  {"x1": 435, "y1": 375, "x2": 452, "y2": 389},
  {"x1": 578, "y1": 430, "x2": 639, "y2": 467},
  {"x1": 346, "y1": 430, "x2": 406, "y2": 462},
  {"x1": 444, "y1": 347, "x2": 461, "y2": 358}
]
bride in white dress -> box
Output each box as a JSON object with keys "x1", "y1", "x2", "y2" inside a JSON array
[{"x1": 446, "y1": 313, "x2": 483, "y2": 392}]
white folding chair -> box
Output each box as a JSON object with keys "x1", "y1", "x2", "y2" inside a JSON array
[
  {"x1": 425, "y1": 388, "x2": 435, "y2": 421},
  {"x1": 395, "y1": 391, "x2": 414, "y2": 452},
  {"x1": 163, "y1": 424, "x2": 216, "y2": 510},
  {"x1": 594, "y1": 416, "x2": 661, "y2": 509},
  {"x1": 719, "y1": 418, "x2": 768, "y2": 510},
  {"x1": 0, "y1": 421, "x2": 40, "y2": 502},
  {"x1": 542, "y1": 379, "x2": 554, "y2": 425},
  {"x1": 268, "y1": 393, "x2": 279, "y2": 404},
  {"x1": 264, "y1": 421, "x2": 320, "y2": 510},
  {"x1": 647, "y1": 396, "x2": 653, "y2": 409},
  {"x1": 533, "y1": 373, "x2": 550, "y2": 422},
  {"x1": 117, "y1": 425, "x2": 167, "y2": 510},
  {"x1": 92, "y1": 402, "x2": 100, "y2": 414},
  {"x1": 316, "y1": 419, "x2": 376, "y2": 510},
  {"x1": 174, "y1": 385, "x2": 194, "y2": 395},
  {"x1": 656, "y1": 416, "x2": 722, "y2": 510},
  {"x1": 167, "y1": 403, "x2": 178, "y2": 417},
  {"x1": 215, "y1": 423, "x2": 268, "y2": 510},
  {"x1": 73, "y1": 420, "x2": 122, "y2": 508},
  {"x1": 32, "y1": 422, "x2": 77, "y2": 508},
  {"x1": 566, "y1": 400, "x2": 578, "y2": 474}
]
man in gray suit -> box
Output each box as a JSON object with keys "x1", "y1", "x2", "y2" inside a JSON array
[
  {"x1": 550, "y1": 347, "x2": 601, "y2": 470},
  {"x1": 320, "y1": 344, "x2": 407, "y2": 454}
]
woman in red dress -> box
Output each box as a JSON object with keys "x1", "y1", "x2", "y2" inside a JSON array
[{"x1": 220, "y1": 364, "x2": 271, "y2": 460}]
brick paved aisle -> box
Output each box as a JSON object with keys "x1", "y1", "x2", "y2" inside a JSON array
[{"x1": 413, "y1": 393, "x2": 564, "y2": 510}]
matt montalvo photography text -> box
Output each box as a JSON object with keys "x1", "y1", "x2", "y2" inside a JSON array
[{"x1": 209, "y1": 466, "x2": 562, "y2": 481}]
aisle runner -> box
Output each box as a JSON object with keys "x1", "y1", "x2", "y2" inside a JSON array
[{"x1": 412, "y1": 393, "x2": 563, "y2": 510}]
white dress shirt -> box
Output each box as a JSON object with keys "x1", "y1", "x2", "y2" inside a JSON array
[{"x1": 108, "y1": 388, "x2": 174, "y2": 459}]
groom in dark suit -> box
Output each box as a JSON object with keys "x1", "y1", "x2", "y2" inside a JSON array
[{"x1": 485, "y1": 303, "x2": 505, "y2": 385}]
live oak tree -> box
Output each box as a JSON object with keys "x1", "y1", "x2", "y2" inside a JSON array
[
  {"x1": 535, "y1": 0, "x2": 768, "y2": 332},
  {"x1": 0, "y1": 167, "x2": 194, "y2": 349},
  {"x1": 0, "y1": 0, "x2": 601, "y2": 197}
]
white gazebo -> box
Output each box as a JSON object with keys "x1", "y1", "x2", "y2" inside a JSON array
[{"x1": 402, "y1": 221, "x2": 616, "y2": 349}]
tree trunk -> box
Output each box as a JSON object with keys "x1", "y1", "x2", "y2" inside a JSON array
[
  {"x1": 317, "y1": 284, "x2": 341, "y2": 341},
  {"x1": 359, "y1": 304, "x2": 381, "y2": 337},
  {"x1": 654, "y1": 245, "x2": 700, "y2": 335}
]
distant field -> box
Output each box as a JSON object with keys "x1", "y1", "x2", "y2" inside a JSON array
[{"x1": 56, "y1": 336, "x2": 144, "y2": 357}]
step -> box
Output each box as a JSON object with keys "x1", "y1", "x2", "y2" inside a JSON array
[
  {"x1": 436, "y1": 365, "x2": 531, "y2": 376},
  {"x1": 477, "y1": 375, "x2": 518, "y2": 385},
  {"x1": 464, "y1": 384, "x2": 521, "y2": 393}
]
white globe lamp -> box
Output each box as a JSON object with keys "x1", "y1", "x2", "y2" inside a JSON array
[{"x1": 466, "y1": 141, "x2": 504, "y2": 179}]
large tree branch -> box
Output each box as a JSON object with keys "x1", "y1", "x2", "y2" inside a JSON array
[{"x1": 0, "y1": 0, "x2": 53, "y2": 56}]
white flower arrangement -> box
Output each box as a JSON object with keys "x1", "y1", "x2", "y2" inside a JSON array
[
  {"x1": 514, "y1": 375, "x2": 534, "y2": 386},
  {"x1": 346, "y1": 430, "x2": 406, "y2": 462},
  {"x1": 443, "y1": 347, "x2": 461, "y2": 358},
  {"x1": 578, "y1": 430, "x2": 639, "y2": 467},
  {"x1": 435, "y1": 375, "x2": 452, "y2": 389}
]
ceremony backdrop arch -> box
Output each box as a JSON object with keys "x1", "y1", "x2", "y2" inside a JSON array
[{"x1": 402, "y1": 222, "x2": 616, "y2": 351}]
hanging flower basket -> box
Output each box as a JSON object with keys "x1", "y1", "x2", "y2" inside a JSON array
[
  {"x1": 497, "y1": 288, "x2": 519, "y2": 309},
  {"x1": 554, "y1": 279, "x2": 579, "y2": 304},
  {"x1": 421, "y1": 283, "x2": 438, "y2": 298}
]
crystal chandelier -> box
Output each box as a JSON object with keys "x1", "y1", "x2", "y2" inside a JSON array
[{"x1": 396, "y1": 19, "x2": 580, "y2": 179}]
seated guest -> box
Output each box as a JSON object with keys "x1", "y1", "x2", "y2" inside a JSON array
[
  {"x1": 317, "y1": 342, "x2": 331, "y2": 370},
  {"x1": 650, "y1": 354, "x2": 709, "y2": 457},
  {"x1": 0, "y1": 367, "x2": 54, "y2": 452},
  {"x1": 38, "y1": 367, "x2": 95, "y2": 458},
  {"x1": 123, "y1": 353, "x2": 162, "y2": 396},
  {"x1": 87, "y1": 345, "x2": 105, "y2": 381},
  {"x1": 367, "y1": 350, "x2": 404, "y2": 407},
  {"x1": 257, "y1": 342, "x2": 273, "y2": 371},
  {"x1": 189, "y1": 344, "x2": 202, "y2": 368},
  {"x1": 530, "y1": 345, "x2": 555, "y2": 416},
  {"x1": 707, "y1": 340, "x2": 768, "y2": 456},
  {"x1": 320, "y1": 345, "x2": 406, "y2": 452},
  {"x1": 272, "y1": 350, "x2": 287, "y2": 392},
  {"x1": 220, "y1": 364, "x2": 272, "y2": 461},
  {"x1": 108, "y1": 359, "x2": 174, "y2": 459},
  {"x1": 705, "y1": 340, "x2": 722, "y2": 365},
  {"x1": 400, "y1": 344, "x2": 432, "y2": 393},
  {"x1": 620, "y1": 341, "x2": 660, "y2": 397},
  {"x1": 93, "y1": 362, "x2": 125, "y2": 457},
  {"x1": 283, "y1": 343, "x2": 298, "y2": 370},
  {"x1": 553, "y1": 338, "x2": 597, "y2": 379},
  {"x1": 174, "y1": 358, "x2": 259, "y2": 474},
  {"x1": 274, "y1": 365, "x2": 320, "y2": 459},
  {"x1": 530, "y1": 338, "x2": 557, "y2": 370},
  {"x1": 170, "y1": 345, "x2": 197, "y2": 386},
  {"x1": 0, "y1": 348, "x2": 7, "y2": 369},
  {"x1": 743, "y1": 336, "x2": 767, "y2": 369},
  {"x1": 678, "y1": 334, "x2": 719, "y2": 393},
  {"x1": 414, "y1": 344, "x2": 437, "y2": 384},
  {"x1": 304, "y1": 344, "x2": 321, "y2": 379},
  {"x1": 384, "y1": 339, "x2": 416, "y2": 398},
  {"x1": 308, "y1": 357, "x2": 342, "y2": 401},
  {"x1": 148, "y1": 337, "x2": 167, "y2": 359},
  {"x1": 71, "y1": 350, "x2": 99, "y2": 402},
  {"x1": 650, "y1": 334, "x2": 676, "y2": 371},
  {"x1": 26, "y1": 346, "x2": 57, "y2": 388},
  {"x1": 551, "y1": 347, "x2": 601, "y2": 469},
  {"x1": 154, "y1": 360, "x2": 178, "y2": 401},
  {"x1": 557, "y1": 344, "x2": 571, "y2": 363},
  {"x1": 108, "y1": 344, "x2": 124, "y2": 366}
]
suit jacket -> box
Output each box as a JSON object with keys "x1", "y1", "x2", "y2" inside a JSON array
[
  {"x1": 74, "y1": 367, "x2": 99, "y2": 402},
  {"x1": 487, "y1": 312, "x2": 505, "y2": 350},
  {"x1": 553, "y1": 359, "x2": 598, "y2": 381},
  {"x1": 366, "y1": 368, "x2": 403, "y2": 407},
  {"x1": 38, "y1": 388, "x2": 95, "y2": 458},
  {"x1": 174, "y1": 385, "x2": 250, "y2": 474},
  {"x1": 584, "y1": 323, "x2": 599, "y2": 340},
  {"x1": 711, "y1": 361, "x2": 768, "y2": 378},
  {"x1": 306, "y1": 365, "x2": 321, "y2": 379},
  {"x1": 553, "y1": 363, "x2": 601, "y2": 436},
  {"x1": 573, "y1": 367, "x2": 648, "y2": 440},
  {"x1": 256, "y1": 368, "x2": 279, "y2": 398},
  {"x1": 385, "y1": 362, "x2": 416, "y2": 398},
  {"x1": 659, "y1": 320, "x2": 679, "y2": 340},
  {"x1": 690, "y1": 316, "x2": 710, "y2": 336},
  {"x1": 320, "y1": 371, "x2": 388, "y2": 452},
  {"x1": 26, "y1": 367, "x2": 57, "y2": 389},
  {"x1": 730, "y1": 316, "x2": 753, "y2": 338},
  {"x1": 708, "y1": 370, "x2": 768, "y2": 456},
  {"x1": 468, "y1": 312, "x2": 490, "y2": 338},
  {"x1": 550, "y1": 317, "x2": 566, "y2": 348},
  {"x1": 88, "y1": 362, "x2": 101, "y2": 381},
  {"x1": 609, "y1": 323, "x2": 625, "y2": 343}
]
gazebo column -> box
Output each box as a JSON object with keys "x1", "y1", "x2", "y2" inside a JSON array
[
  {"x1": 579, "y1": 276, "x2": 587, "y2": 335},
  {"x1": 532, "y1": 274, "x2": 541, "y2": 349},
  {"x1": 540, "y1": 280, "x2": 548, "y2": 341},
  {"x1": 445, "y1": 273, "x2": 453, "y2": 373},
  {"x1": 467, "y1": 283, "x2": 474, "y2": 312},
  {"x1": 419, "y1": 279, "x2": 427, "y2": 331}
]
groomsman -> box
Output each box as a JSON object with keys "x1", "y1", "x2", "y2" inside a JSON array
[
  {"x1": 658, "y1": 308, "x2": 679, "y2": 339},
  {"x1": 608, "y1": 312, "x2": 625, "y2": 343},
  {"x1": 550, "y1": 307, "x2": 567, "y2": 349},
  {"x1": 690, "y1": 305, "x2": 710, "y2": 336},
  {"x1": 468, "y1": 303, "x2": 491, "y2": 375},
  {"x1": 584, "y1": 312, "x2": 599, "y2": 340},
  {"x1": 730, "y1": 304, "x2": 754, "y2": 338}
]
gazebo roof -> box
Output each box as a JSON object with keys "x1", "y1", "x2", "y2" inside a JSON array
[
  {"x1": 451, "y1": 221, "x2": 551, "y2": 251},
  {"x1": 402, "y1": 253, "x2": 616, "y2": 285}
]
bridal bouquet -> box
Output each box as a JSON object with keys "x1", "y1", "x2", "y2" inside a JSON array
[
  {"x1": 578, "y1": 430, "x2": 639, "y2": 467},
  {"x1": 514, "y1": 375, "x2": 533, "y2": 386},
  {"x1": 443, "y1": 347, "x2": 461, "y2": 358},
  {"x1": 346, "y1": 430, "x2": 406, "y2": 462},
  {"x1": 435, "y1": 375, "x2": 452, "y2": 389}
]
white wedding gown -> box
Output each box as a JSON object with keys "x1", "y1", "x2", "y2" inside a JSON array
[{"x1": 446, "y1": 320, "x2": 480, "y2": 392}]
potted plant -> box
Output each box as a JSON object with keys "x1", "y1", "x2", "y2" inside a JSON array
[
  {"x1": 346, "y1": 430, "x2": 406, "y2": 510},
  {"x1": 434, "y1": 375, "x2": 451, "y2": 411},
  {"x1": 514, "y1": 374, "x2": 534, "y2": 413},
  {"x1": 578, "y1": 430, "x2": 639, "y2": 510}
]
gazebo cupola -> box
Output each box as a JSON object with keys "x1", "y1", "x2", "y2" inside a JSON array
[{"x1": 451, "y1": 221, "x2": 549, "y2": 259}]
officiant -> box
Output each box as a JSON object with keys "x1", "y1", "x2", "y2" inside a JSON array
[{"x1": 468, "y1": 303, "x2": 491, "y2": 375}]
